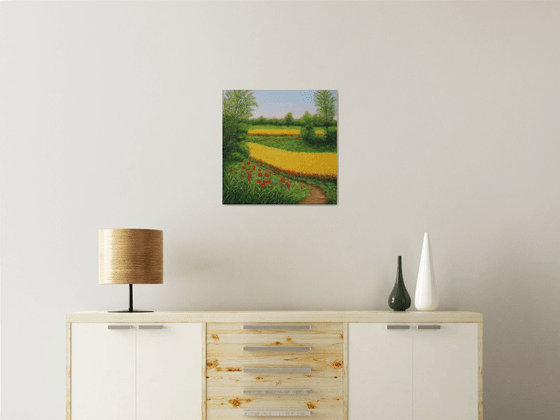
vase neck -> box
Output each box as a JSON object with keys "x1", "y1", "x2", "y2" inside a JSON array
[{"x1": 396, "y1": 256, "x2": 403, "y2": 283}]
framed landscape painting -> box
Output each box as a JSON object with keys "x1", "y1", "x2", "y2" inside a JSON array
[{"x1": 222, "y1": 90, "x2": 338, "y2": 205}]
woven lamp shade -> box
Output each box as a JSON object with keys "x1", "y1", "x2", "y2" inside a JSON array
[{"x1": 99, "y1": 229, "x2": 163, "y2": 285}]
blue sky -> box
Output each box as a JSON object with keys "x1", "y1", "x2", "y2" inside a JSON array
[{"x1": 224, "y1": 90, "x2": 337, "y2": 120}]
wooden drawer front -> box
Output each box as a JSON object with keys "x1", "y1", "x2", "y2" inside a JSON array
[
  {"x1": 207, "y1": 323, "x2": 344, "y2": 420},
  {"x1": 208, "y1": 322, "x2": 342, "y2": 347},
  {"x1": 207, "y1": 322, "x2": 344, "y2": 384},
  {"x1": 207, "y1": 387, "x2": 343, "y2": 419},
  {"x1": 207, "y1": 367, "x2": 344, "y2": 388}
]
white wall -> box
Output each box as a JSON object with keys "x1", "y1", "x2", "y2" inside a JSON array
[{"x1": 2, "y1": 2, "x2": 560, "y2": 419}]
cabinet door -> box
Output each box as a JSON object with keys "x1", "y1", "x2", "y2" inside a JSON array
[
  {"x1": 413, "y1": 323, "x2": 478, "y2": 420},
  {"x1": 136, "y1": 323, "x2": 203, "y2": 420},
  {"x1": 348, "y1": 323, "x2": 413, "y2": 420},
  {"x1": 72, "y1": 323, "x2": 136, "y2": 420}
]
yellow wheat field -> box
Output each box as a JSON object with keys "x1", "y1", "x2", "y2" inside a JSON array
[
  {"x1": 248, "y1": 128, "x2": 323, "y2": 136},
  {"x1": 247, "y1": 143, "x2": 337, "y2": 179}
]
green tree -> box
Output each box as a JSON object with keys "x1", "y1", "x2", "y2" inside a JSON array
[
  {"x1": 300, "y1": 112, "x2": 318, "y2": 144},
  {"x1": 223, "y1": 90, "x2": 258, "y2": 162},
  {"x1": 313, "y1": 90, "x2": 337, "y2": 132},
  {"x1": 284, "y1": 112, "x2": 294, "y2": 126},
  {"x1": 311, "y1": 113, "x2": 321, "y2": 127}
]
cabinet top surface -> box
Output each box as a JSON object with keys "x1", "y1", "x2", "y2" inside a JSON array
[{"x1": 67, "y1": 310, "x2": 482, "y2": 323}]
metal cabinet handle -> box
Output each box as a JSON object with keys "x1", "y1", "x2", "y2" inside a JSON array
[
  {"x1": 243, "y1": 346, "x2": 311, "y2": 352},
  {"x1": 244, "y1": 367, "x2": 311, "y2": 373},
  {"x1": 138, "y1": 325, "x2": 164, "y2": 330},
  {"x1": 243, "y1": 325, "x2": 311, "y2": 330},
  {"x1": 417, "y1": 325, "x2": 441, "y2": 329},
  {"x1": 243, "y1": 389, "x2": 311, "y2": 395},
  {"x1": 244, "y1": 410, "x2": 311, "y2": 417},
  {"x1": 386, "y1": 325, "x2": 410, "y2": 330},
  {"x1": 107, "y1": 325, "x2": 133, "y2": 330}
]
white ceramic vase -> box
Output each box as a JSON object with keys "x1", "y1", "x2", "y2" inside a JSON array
[{"x1": 415, "y1": 232, "x2": 439, "y2": 311}]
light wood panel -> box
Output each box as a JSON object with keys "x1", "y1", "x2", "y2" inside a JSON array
[
  {"x1": 342, "y1": 322, "x2": 348, "y2": 420},
  {"x1": 67, "y1": 310, "x2": 483, "y2": 324},
  {"x1": 202, "y1": 323, "x2": 207, "y2": 420},
  {"x1": 478, "y1": 322, "x2": 483, "y2": 420},
  {"x1": 207, "y1": 354, "x2": 343, "y2": 373},
  {"x1": 207, "y1": 322, "x2": 344, "y2": 420},
  {"x1": 206, "y1": 372, "x2": 344, "y2": 388},
  {"x1": 209, "y1": 322, "x2": 343, "y2": 333},
  {"x1": 207, "y1": 395, "x2": 344, "y2": 419},
  {"x1": 66, "y1": 322, "x2": 71, "y2": 420},
  {"x1": 208, "y1": 386, "x2": 342, "y2": 399}
]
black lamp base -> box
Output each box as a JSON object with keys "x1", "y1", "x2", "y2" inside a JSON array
[
  {"x1": 108, "y1": 309, "x2": 153, "y2": 313},
  {"x1": 109, "y1": 284, "x2": 153, "y2": 313}
]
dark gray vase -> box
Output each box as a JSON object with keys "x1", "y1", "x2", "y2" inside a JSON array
[{"x1": 388, "y1": 256, "x2": 411, "y2": 311}]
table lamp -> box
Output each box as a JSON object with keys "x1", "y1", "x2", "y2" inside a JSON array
[{"x1": 99, "y1": 228, "x2": 163, "y2": 313}]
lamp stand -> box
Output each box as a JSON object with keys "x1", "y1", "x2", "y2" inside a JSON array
[{"x1": 108, "y1": 284, "x2": 153, "y2": 313}]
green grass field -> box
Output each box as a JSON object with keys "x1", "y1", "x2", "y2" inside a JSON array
[
  {"x1": 255, "y1": 138, "x2": 337, "y2": 154},
  {"x1": 223, "y1": 159, "x2": 311, "y2": 204},
  {"x1": 248, "y1": 125, "x2": 325, "y2": 131},
  {"x1": 223, "y1": 125, "x2": 338, "y2": 204},
  {"x1": 245, "y1": 125, "x2": 337, "y2": 154}
]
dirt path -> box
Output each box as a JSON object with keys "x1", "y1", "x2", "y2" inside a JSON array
[{"x1": 299, "y1": 182, "x2": 329, "y2": 204}]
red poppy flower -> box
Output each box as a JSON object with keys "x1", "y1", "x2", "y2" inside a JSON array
[
  {"x1": 247, "y1": 175, "x2": 251, "y2": 181},
  {"x1": 247, "y1": 162, "x2": 250, "y2": 164},
  {"x1": 235, "y1": 172, "x2": 238, "y2": 174},
  {"x1": 260, "y1": 183, "x2": 266, "y2": 188},
  {"x1": 286, "y1": 183, "x2": 291, "y2": 188},
  {"x1": 258, "y1": 173, "x2": 263, "y2": 177},
  {"x1": 281, "y1": 179, "x2": 285, "y2": 183},
  {"x1": 253, "y1": 166, "x2": 255, "y2": 170},
  {"x1": 257, "y1": 180, "x2": 262, "y2": 183}
]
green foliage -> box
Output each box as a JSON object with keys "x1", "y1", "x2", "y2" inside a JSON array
[
  {"x1": 311, "y1": 114, "x2": 321, "y2": 127},
  {"x1": 223, "y1": 115, "x2": 250, "y2": 163},
  {"x1": 223, "y1": 90, "x2": 258, "y2": 163},
  {"x1": 248, "y1": 124, "x2": 321, "y2": 131},
  {"x1": 257, "y1": 138, "x2": 337, "y2": 154},
  {"x1": 247, "y1": 160, "x2": 338, "y2": 204},
  {"x1": 325, "y1": 127, "x2": 337, "y2": 144},
  {"x1": 300, "y1": 113, "x2": 319, "y2": 145},
  {"x1": 313, "y1": 90, "x2": 337, "y2": 131},
  {"x1": 223, "y1": 160, "x2": 310, "y2": 204},
  {"x1": 223, "y1": 90, "x2": 258, "y2": 121},
  {"x1": 283, "y1": 112, "x2": 294, "y2": 126}
]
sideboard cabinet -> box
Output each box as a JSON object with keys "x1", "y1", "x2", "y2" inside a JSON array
[{"x1": 67, "y1": 311, "x2": 482, "y2": 420}]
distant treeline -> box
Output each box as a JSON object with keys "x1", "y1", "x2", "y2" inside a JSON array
[{"x1": 247, "y1": 115, "x2": 338, "y2": 127}]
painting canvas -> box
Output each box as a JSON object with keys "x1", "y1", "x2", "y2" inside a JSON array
[{"x1": 223, "y1": 90, "x2": 337, "y2": 205}]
